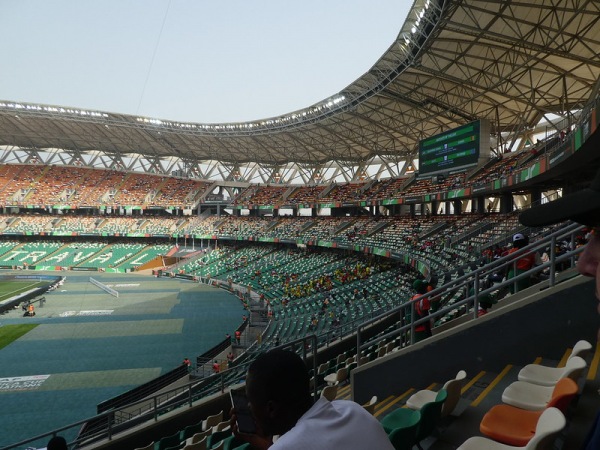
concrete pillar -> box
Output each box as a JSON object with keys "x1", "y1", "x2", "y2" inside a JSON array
[
  {"x1": 453, "y1": 200, "x2": 462, "y2": 215},
  {"x1": 500, "y1": 193, "x2": 513, "y2": 214}
]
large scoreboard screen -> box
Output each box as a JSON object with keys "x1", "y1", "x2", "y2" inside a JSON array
[{"x1": 418, "y1": 120, "x2": 489, "y2": 176}]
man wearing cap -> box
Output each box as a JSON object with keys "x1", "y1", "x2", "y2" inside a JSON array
[
  {"x1": 506, "y1": 233, "x2": 537, "y2": 293},
  {"x1": 520, "y1": 166, "x2": 600, "y2": 450}
]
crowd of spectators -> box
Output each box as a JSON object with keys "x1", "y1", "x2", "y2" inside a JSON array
[
  {"x1": 0, "y1": 134, "x2": 575, "y2": 214},
  {"x1": 0, "y1": 165, "x2": 212, "y2": 208}
]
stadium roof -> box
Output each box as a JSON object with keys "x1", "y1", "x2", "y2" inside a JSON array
[{"x1": 0, "y1": 0, "x2": 598, "y2": 181}]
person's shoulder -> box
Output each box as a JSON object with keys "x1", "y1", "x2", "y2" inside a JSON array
[{"x1": 330, "y1": 399, "x2": 373, "y2": 415}]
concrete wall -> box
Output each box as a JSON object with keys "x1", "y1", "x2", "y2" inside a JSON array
[{"x1": 352, "y1": 276, "x2": 598, "y2": 404}]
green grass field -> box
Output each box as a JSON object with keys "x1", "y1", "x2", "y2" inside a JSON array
[
  {"x1": 0, "y1": 280, "x2": 46, "y2": 302},
  {"x1": 0, "y1": 324, "x2": 39, "y2": 350}
]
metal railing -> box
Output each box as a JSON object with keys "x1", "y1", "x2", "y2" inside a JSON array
[
  {"x1": 356, "y1": 221, "x2": 585, "y2": 360},
  {"x1": 0, "y1": 224, "x2": 588, "y2": 450}
]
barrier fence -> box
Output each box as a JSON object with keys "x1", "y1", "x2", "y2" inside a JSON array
[{"x1": 89, "y1": 277, "x2": 119, "y2": 298}]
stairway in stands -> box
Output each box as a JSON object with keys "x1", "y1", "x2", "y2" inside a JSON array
[{"x1": 332, "y1": 341, "x2": 600, "y2": 449}]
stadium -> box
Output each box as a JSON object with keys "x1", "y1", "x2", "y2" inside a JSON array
[{"x1": 0, "y1": 0, "x2": 599, "y2": 449}]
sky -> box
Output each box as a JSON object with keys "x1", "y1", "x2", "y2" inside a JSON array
[{"x1": 0, "y1": 0, "x2": 412, "y2": 124}]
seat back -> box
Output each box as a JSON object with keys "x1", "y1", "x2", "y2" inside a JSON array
[
  {"x1": 181, "y1": 422, "x2": 204, "y2": 441},
  {"x1": 388, "y1": 410, "x2": 421, "y2": 450},
  {"x1": 570, "y1": 340, "x2": 593, "y2": 360},
  {"x1": 183, "y1": 437, "x2": 208, "y2": 450},
  {"x1": 187, "y1": 431, "x2": 211, "y2": 446},
  {"x1": 358, "y1": 356, "x2": 370, "y2": 365},
  {"x1": 524, "y1": 407, "x2": 566, "y2": 450},
  {"x1": 317, "y1": 362, "x2": 329, "y2": 374},
  {"x1": 203, "y1": 410, "x2": 224, "y2": 431},
  {"x1": 562, "y1": 356, "x2": 587, "y2": 382},
  {"x1": 547, "y1": 378, "x2": 578, "y2": 412},
  {"x1": 213, "y1": 420, "x2": 231, "y2": 432},
  {"x1": 157, "y1": 431, "x2": 182, "y2": 450},
  {"x1": 362, "y1": 395, "x2": 378, "y2": 415},
  {"x1": 207, "y1": 429, "x2": 233, "y2": 449},
  {"x1": 222, "y1": 435, "x2": 247, "y2": 450},
  {"x1": 415, "y1": 389, "x2": 447, "y2": 443},
  {"x1": 346, "y1": 361, "x2": 358, "y2": 376},
  {"x1": 336, "y1": 366, "x2": 348, "y2": 383},
  {"x1": 321, "y1": 383, "x2": 338, "y2": 401},
  {"x1": 440, "y1": 370, "x2": 467, "y2": 417}
]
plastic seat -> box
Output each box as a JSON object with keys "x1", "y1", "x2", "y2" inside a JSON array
[
  {"x1": 406, "y1": 370, "x2": 466, "y2": 417},
  {"x1": 358, "y1": 356, "x2": 370, "y2": 365},
  {"x1": 164, "y1": 444, "x2": 185, "y2": 450},
  {"x1": 324, "y1": 366, "x2": 348, "y2": 385},
  {"x1": 213, "y1": 420, "x2": 231, "y2": 432},
  {"x1": 230, "y1": 444, "x2": 251, "y2": 450},
  {"x1": 381, "y1": 407, "x2": 421, "y2": 435},
  {"x1": 480, "y1": 393, "x2": 577, "y2": 447},
  {"x1": 320, "y1": 383, "x2": 338, "y2": 401},
  {"x1": 316, "y1": 361, "x2": 330, "y2": 384},
  {"x1": 570, "y1": 339, "x2": 593, "y2": 359},
  {"x1": 206, "y1": 429, "x2": 232, "y2": 449},
  {"x1": 502, "y1": 377, "x2": 579, "y2": 411},
  {"x1": 387, "y1": 410, "x2": 421, "y2": 450},
  {"x1": 362, "y1": 395, "x2": 378, "y2": 415},
  {"x1": 157, "y1": 431, "x2": 182, "y2": 450},
  {"x1": 181, "y1": 422, "x2": 205, "y2": 441},
  {"x1": 222, "y1": 435, "x2": 248, "y2": 450},
  {"x1": 457, "y1": 407, "x2": 566, "y2": 450},
  {"x1": 133, "y1": 442, "x2": 154, "y2": 450},
  {"x1": 202, "y1": 410, "x2": 224, "y2": 431},
  {"x1": 517, "y1": 356, "x2": 586, "y2": 386},
  {"x1": 346, "y1": 361, "x2": 358, "y2": 376},
  {"x1": 414, "y1": 389, "x2": 448, "y2": 448},
  {"x1": 183, "y1": 437, "x2": 208, "y2": 450},
  {"x1": 185, "y1": 430, "x2": 211, "y2": 446}
]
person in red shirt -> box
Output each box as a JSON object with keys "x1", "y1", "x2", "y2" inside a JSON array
[
  {"x1": 412, "y1": 280, "x2": 432, "y2": 342},
  {"x1": 507, "y1": 233, "x2": 537, "y2": 293}
]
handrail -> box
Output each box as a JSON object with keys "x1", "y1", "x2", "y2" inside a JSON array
[
  {"x1": 356, "y1": 221, "x2": 585, "y2": 362},
  {"x1": 1, "y1": 224, "x2": 591, "y2": 449},
  {"x1": 1, "y1": 334, "x2": 318, "y2": 450}
]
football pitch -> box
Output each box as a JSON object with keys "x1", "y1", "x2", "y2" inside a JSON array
[
  {"x1": 0, "y1": 279, "x2": 46, "y2": 302},
  {"x1": 0, "y1": 272, "x2": 246, "y2": 448},
  {"x1": 0, "y1": 324, "x2": 39, "y2": 350}
]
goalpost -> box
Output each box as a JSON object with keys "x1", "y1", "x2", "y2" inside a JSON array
[{"x1": 89, "y1": 277, "x2": 119, "y2": 298}]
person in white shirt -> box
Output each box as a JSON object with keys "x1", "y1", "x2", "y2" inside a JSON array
[{"x1": 231, "y1": 349, "x2": 394, "y2": 450}]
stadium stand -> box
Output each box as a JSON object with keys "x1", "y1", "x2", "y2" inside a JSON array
[{"x1": 0, "y1": 1, "x2": 598, "y2": 448}]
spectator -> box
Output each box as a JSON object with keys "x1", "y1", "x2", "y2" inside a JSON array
[
  {"x1": 519, "y1": 165, "x2": 600, "y2": 450},
  {"x1": 412, "y1": 279, "x2": 432, "y2": 341},
  {"x1": 231, "y1": 349, "x2": 394, "y2": 450},
  {"x1": 47, "y1": 436, "x2": 68, "y2": 450},
  {"x1": 506, "y1": 233, "x2": 538, "y2": 293},
  {"x1": 212, "y1": 360, "x2": 220, "y2": 374}
]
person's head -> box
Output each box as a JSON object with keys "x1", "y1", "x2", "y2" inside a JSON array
[
  {"x1": 413, "y1": 279, "x2": 427, "y2": 294},
  {"x1": 520, "y1": 165, "x2": 600, "y2": 338},
  {"x1": 512, "y1": 233, "x2": 528, "y2": 248},
  {"x1": 245, "y1": 349, "x2": 312, "y2": 436},
  {"x1": 47, "y1": 435, "x2": 68, "y2": 450}
]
